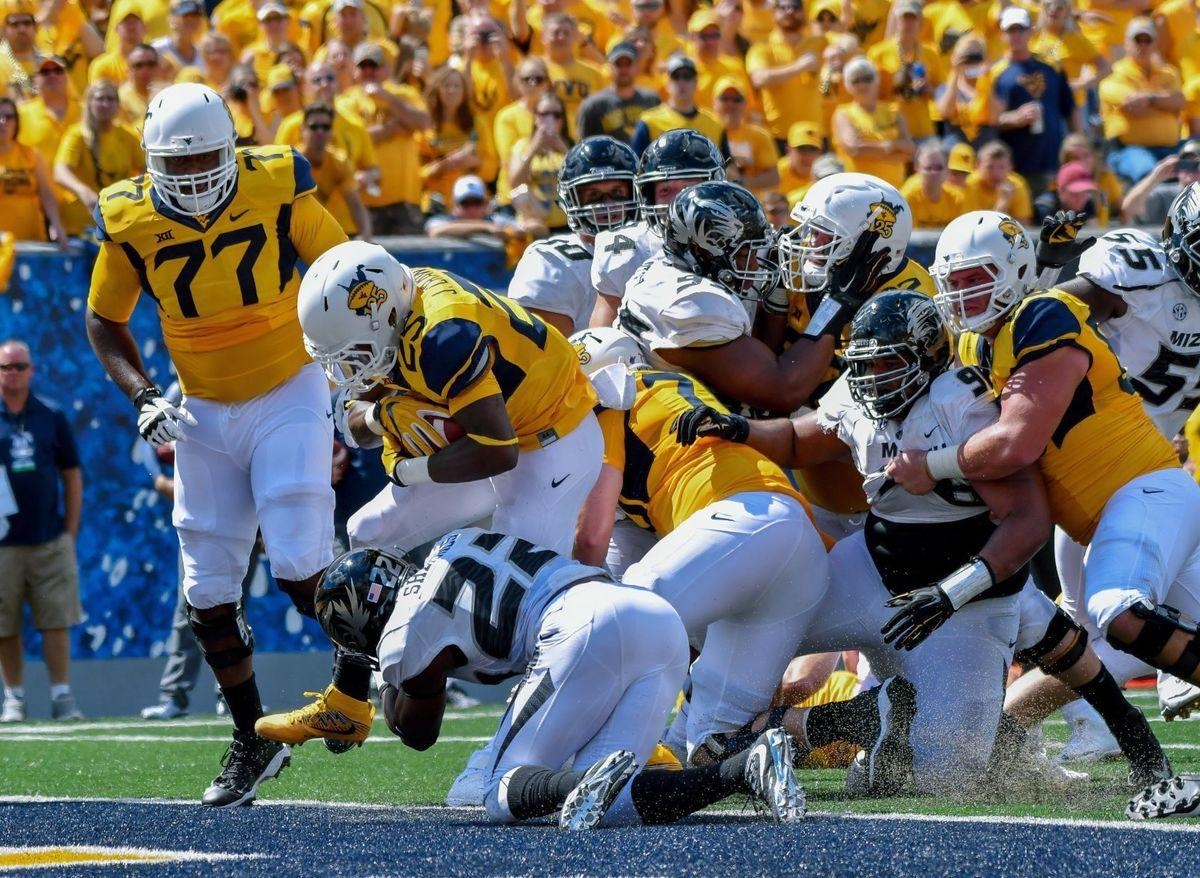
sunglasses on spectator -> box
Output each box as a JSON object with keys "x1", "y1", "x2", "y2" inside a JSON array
[
  {"x1": 632, "y1": 1, "x2": 662, "y2": 8},
  {"x1": 522, "y1": 74, "x2": 548, "y2": 84},
  {"x1": 670, "y1": 69, "x2": 697, "y2": 81},
  {"x1": 849, "y1": 76, "x2": 875, "y2": 85},
  {"x1": 1132, "y1": 34, "x2": 1154, "y2": 44},
  {"x1": 0, "y1": 362, "x2": 30, "y2": 372},
  {"x1": 537, "y1": 109, "x2": 563, "y2": 117},
  {"x1": 306, "y1": 122, "x2": 333, "y2": 131},
  {"x1": 37, "y1": 66, "x2": 65, "y2": 76},
  {"x1": 132, "y1": 60, "x2": 158, "y2": 68},
  {"x1": 357, "y1": 60, "x2": 380, "y2": 69},
  {"x1": 0, "y1": 113, "x2": 14, "y2": 121},
  {"x1": 919, "y1": 164, "x2": 947, "y2": 172},
  {"x1": 6, "y1": 17, "x2": 36, "y2": 27},
  {"x1": 718, "y1": 93, "x2": 745, "y2": 103},
  {"x1": 697, "y1": 30, "x2": 720, "y2": 40},
  {"x1": 458, "y1": 197, "x2": 485, "y2": 207},
  {"x1": 776, "y1": 2, "x2": 802, "y2": 11},
  {"x1": 1004, "y1": 24, "x2": 1029, "y2": 33}
]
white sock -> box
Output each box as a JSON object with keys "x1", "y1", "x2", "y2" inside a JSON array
[
  {"x1": 50, "y1": 684, "x2": 71, "y2": 700},
  {"x1": 4, "y1": 686, "x2": 24, "y2": 700}
]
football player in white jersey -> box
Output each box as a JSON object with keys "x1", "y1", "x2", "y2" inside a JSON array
[
  {"x1": 618, "y1": 178, "x2": 901, "y2": 417},
  {"x1": 312, "y1": 529, "x2": 807, "y2": 828},
  {"x1": 506, "y1": 137, "x2": 640, "y2": 336},
  {"x1": 674, "y1": 292, "x2": 1169, "y2": 792},
  {"x1": 588, "y1": 129, "x2": 726, "y2": 327}
]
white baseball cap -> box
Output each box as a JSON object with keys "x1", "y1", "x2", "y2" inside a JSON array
[
  {"x1": 999, "y1": 6, "x2": 1032, "y2": 30},
  {"x1": 453, "y1": 175, "x2": 487, "y2": 204}
]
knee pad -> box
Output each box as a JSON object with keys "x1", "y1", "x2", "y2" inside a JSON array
[
  {"x1": 1108, "y1": 601, "x2": 1200, "y2": 680},
  {"x1": 278, "y1": 578, "x2": 317, "y2": 619},
  {"x1": 258, "y1": 486, "x2": 334, "y2": 583},
  {"x1": 187, "y1": 602, "x2": 254, "y2": 669},
  {"x1": 1016, "y1": 607, "x2": 1089, "y2": 676}
]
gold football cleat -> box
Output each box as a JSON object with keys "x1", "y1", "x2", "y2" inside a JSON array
[{"x1": 255, "y1": 685, "x2": 374, "y2": 747}]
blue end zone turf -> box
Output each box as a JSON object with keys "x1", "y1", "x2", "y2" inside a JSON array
[{"x1": 2, "y1": 801, "x2": 1200, "y2": 877}]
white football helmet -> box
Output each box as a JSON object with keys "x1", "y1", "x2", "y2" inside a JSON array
[
  {"x1": 569, "y1": 327, "x2": 646, "y2": 376},
  {"x1": 779, "y1": 172, "x2": 911, "y2": 294},
  {"x1": 297, "y1": 241, "x2": 415, "y2": 392},
  {"x1": 142, "y1": 83, "x2": 239, "y2": 216},
  {"x1": 931, "y1": 210, "x2": 1036, "y2": 334}
]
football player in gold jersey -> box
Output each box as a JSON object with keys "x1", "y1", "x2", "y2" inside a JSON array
[
  {"x1": 571, "y1": 328, "x2": 916, "y2": 783},
  {"x1": 260, "y1": 241, "x2": 603, "y2": 779},
  {"x1": 888, "y1": 210, "x2": 1200, "y2": 708},
  {"x1": 85, "y1": 83, "x2": 350, "y2": 807}
]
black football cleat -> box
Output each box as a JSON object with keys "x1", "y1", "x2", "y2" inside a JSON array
[{"x1": 202, "y1": 730, "x2": 291, "y2": 807}]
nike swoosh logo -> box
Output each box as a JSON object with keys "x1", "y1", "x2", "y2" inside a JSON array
[
  {"x1": 710, "y1": 513, "x2": 736, "y2": 522},
  {"x1": 229, "y1": 209, "x2": 249, "y2": 222},
  {"x1": 550, "y1": 475, "x2": 569, "y2": 488},
  {"x1": 1142, "y1": 489, "x2": 1164, "y2": 494},
  {"x1": 924, "y1": 427, "x2": 938, "y2": 438}
]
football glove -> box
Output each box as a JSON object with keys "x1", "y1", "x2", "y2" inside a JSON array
[
  {"x1": 672, "y1": 405, "x2": 750, "y2": 446},
  {"x1": 1036, "y1": 209, "x2": 1095, "y2": 271},
  {"x1": 804, "y1": 231, "x2": 892, "y2": 339},
  {"x1": 881, "y1": 585, "x2": 955, "y2": 651},
  {"x1": 134, "y1": 386, "x2": 196, "y2": 445}
]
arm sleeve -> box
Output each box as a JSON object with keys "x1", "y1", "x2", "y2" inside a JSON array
[
  {"x1": 289, "y1": 192, "x2": 351, "y2": 264},
  {"x1": 86, "y1": 240, "x2": 144, "y2": 323},
  {"x1": 597, "y1": 406, "x2": 626, "y2": 471}
]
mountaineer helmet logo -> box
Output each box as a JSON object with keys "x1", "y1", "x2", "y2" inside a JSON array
[
  {"x1": 341, "y1": 264, "x2": 389, "y2": 316},
  {"x1": 868, "y1": 200, "x2": 902, "y2": 239}
]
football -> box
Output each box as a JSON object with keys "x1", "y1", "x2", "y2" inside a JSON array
[{"x1": 378, "y1": 394, "x2": 465, "y2": 460}]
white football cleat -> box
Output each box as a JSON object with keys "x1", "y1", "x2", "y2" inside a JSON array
[
  {"x1": 446, "y1": 745, "x2": 492, "y2": 807},
  {"x1": 1158, "y1": 672, "x2": 1200, "y2": 722},
  {"x1": 745, "y1": 728, "x2": 806, "y2": 823},
  {"x1": 559, "y1": 750, "x2": 638, "y2": 831},
  {"x1": 1056, "y1": 701, "x2": 1121, "y2": 764},
  {"x1": 1127, "y1": 774, "x2": 1200, "y2": 820}
]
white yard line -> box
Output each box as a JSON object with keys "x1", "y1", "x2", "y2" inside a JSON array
[{"x1": 0, "y1": 734, "x2": 492, "y2": 744}]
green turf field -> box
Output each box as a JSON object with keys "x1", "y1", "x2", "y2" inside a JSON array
[{"x1": 0, "y1": 690, "x2": 1195, "y2": 821}]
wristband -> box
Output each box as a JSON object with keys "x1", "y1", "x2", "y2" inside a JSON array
[
  {"x1": 392, "y1": 455, "x2": 433, "y2": 486},
  {"x1": 760, "y1": 286, "x2": 791, "y2": 316},
  {"x1": 364, "y1": 401, "x2": 386, "y2": 436},
  {"x1": 801, "y1": 295, "x2": 854, "y2": 340},
  {"x1": 938, "y1": 557, "x2": 996, "y2": 610},
  {"x1": 132, "y1": 385, "x2": 162, "y2": 409},
  {"x1": 926, "y1": 443, "x2": 966, "y2": 480}
]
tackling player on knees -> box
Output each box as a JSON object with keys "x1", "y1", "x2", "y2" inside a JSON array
[
  {"x1": 311, "y1": 531, "x2": 807, "y2": 829},
  {"x1": 86, "y1": 83, "x2": 350, "y2": 806}
]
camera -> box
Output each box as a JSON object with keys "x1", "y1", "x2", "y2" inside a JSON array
[{"x1": 1178, "y1": 158, "x2": 1200, "y2": 174}]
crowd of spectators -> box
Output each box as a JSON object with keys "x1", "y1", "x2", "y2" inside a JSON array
[{"x1": 1, "y1": 0, "x2": 1199, "y2": 252}]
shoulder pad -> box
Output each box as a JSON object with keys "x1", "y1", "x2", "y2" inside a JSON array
[
  {"x1": 95, "y1": 175, "x2": 152, "y2": 240},
  {"x1": 928, "y1": 368, "x2": 1000, "y2": 442},
  {"x1": 1008, "y1": 293, "x2": 1085, "y2": 363},
  {"x1": 1078, "y1": 229, "x2": 1171, "y2": 295},
  {"x1": 236, "y1": 146, "x2": 315, "y2": 201}
]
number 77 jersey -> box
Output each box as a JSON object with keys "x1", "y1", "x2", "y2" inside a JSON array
[
  {"x1": 377, "y1": 528, "x2": 608, "y2": 685},
  {"x1": 87, "y1": 147, "x2": 349, "y2": 403},
  {"x1": 1078, "y1": 227, "x2": 1200, "y2": 438}
]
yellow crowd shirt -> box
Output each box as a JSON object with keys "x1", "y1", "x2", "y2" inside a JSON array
[
  {"x1": 493, "y1": 100, "x2": 534, "y2": 205},
  {"x1": 987, "y1": 290, "x2": 1180, "y2": 544},
  {"x1": 307, "y1": 147, "x2": 359, "y2": 234},
  {"x1": 510, "y1": 136, "x2": 568, "y2": 229},
  {"x1": 726, "y1": 121, "x2": 780, "y2": 200},
  {"x1": 336, "y1": 82, "x2": 426, "y2": 207},
  {"x1": 598, "y1": 368, "x2": 812, "y2": 536},
  {"x1": 832, "y1": 101, "x2": 907, "y2": 189},
  {"x1": 544, "y1": 57, "x2": 605, "y2": 141},
  {"x1": 746, "y1": 31, "x2": 828, "y2": 139},
  {"x1": 18, "y1": 97, "x2": 83, "y2": 233},
  {"x1": 35, "y1": 0, "x2": 93, "y2": 96},
  {"x1": 635, "y1": 103, "x2": 725, "y2": 149},
  {"x1": 900, "y1": 175, "x2": 966, "y2": 229},
  {"x1": 961, "y1": 171, "x2": 1033, "y2": 224},
  {"x1": 867, "y1": 40, "x2": 943, "y2": 141},
  {"x1": 0, "y1": 143, "x2": 47, "y2": 241},
  {"x1": 1098, "y1": 58, "x2": 1185, "y2": 148},
  {"x1": 88, "y1": 147, "x2": 349, "y2": 402},
  {"x1": 386, "y1": 267, "x2": 595, "y2": 451},
  {"x1": 55, "y1": 122, "x2": 145, "y2": 233},
  {"x1": 275, "y1": 109, "x2": 377, "y2": 231}
]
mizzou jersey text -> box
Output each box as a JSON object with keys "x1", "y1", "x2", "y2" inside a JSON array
[
  {"x1": 784, "y1": 256, "x2": 935, "y2": 514},
  {"x1": 88, "y1": 147, "x2": 348, "y2": 402},
  {"x1": 988, "y1": 289, "x2": 1179, "y2": 543},
  {"x1": 598, "y1": 368, "x2": 811, "y2": 537},
  {"x1": 387, "y1": 268, "x2": 596, "y2": 451}
]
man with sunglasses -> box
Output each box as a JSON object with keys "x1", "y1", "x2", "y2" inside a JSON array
[
  {"x1": 0, "y1": 340, "x2": 84, "y2": 724},
  {"x1": 1099, "y1": 17, "x2": 1187, "y2": 185},
  {"x1": 298, "y1": 102, "x2": 373, "y2": 239},
  {"x1": 576, "y1": 41, "x2": 660, "y2": 143},
  {"x1": 630, "y1": 55, "x2": 726, "y2": 157},
  {"x1": 17, "y1": 55, "x2": 83, "y2": 232},
  {"x1": 0, "y1": 0, "x2": 39, "y2": 99}
]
